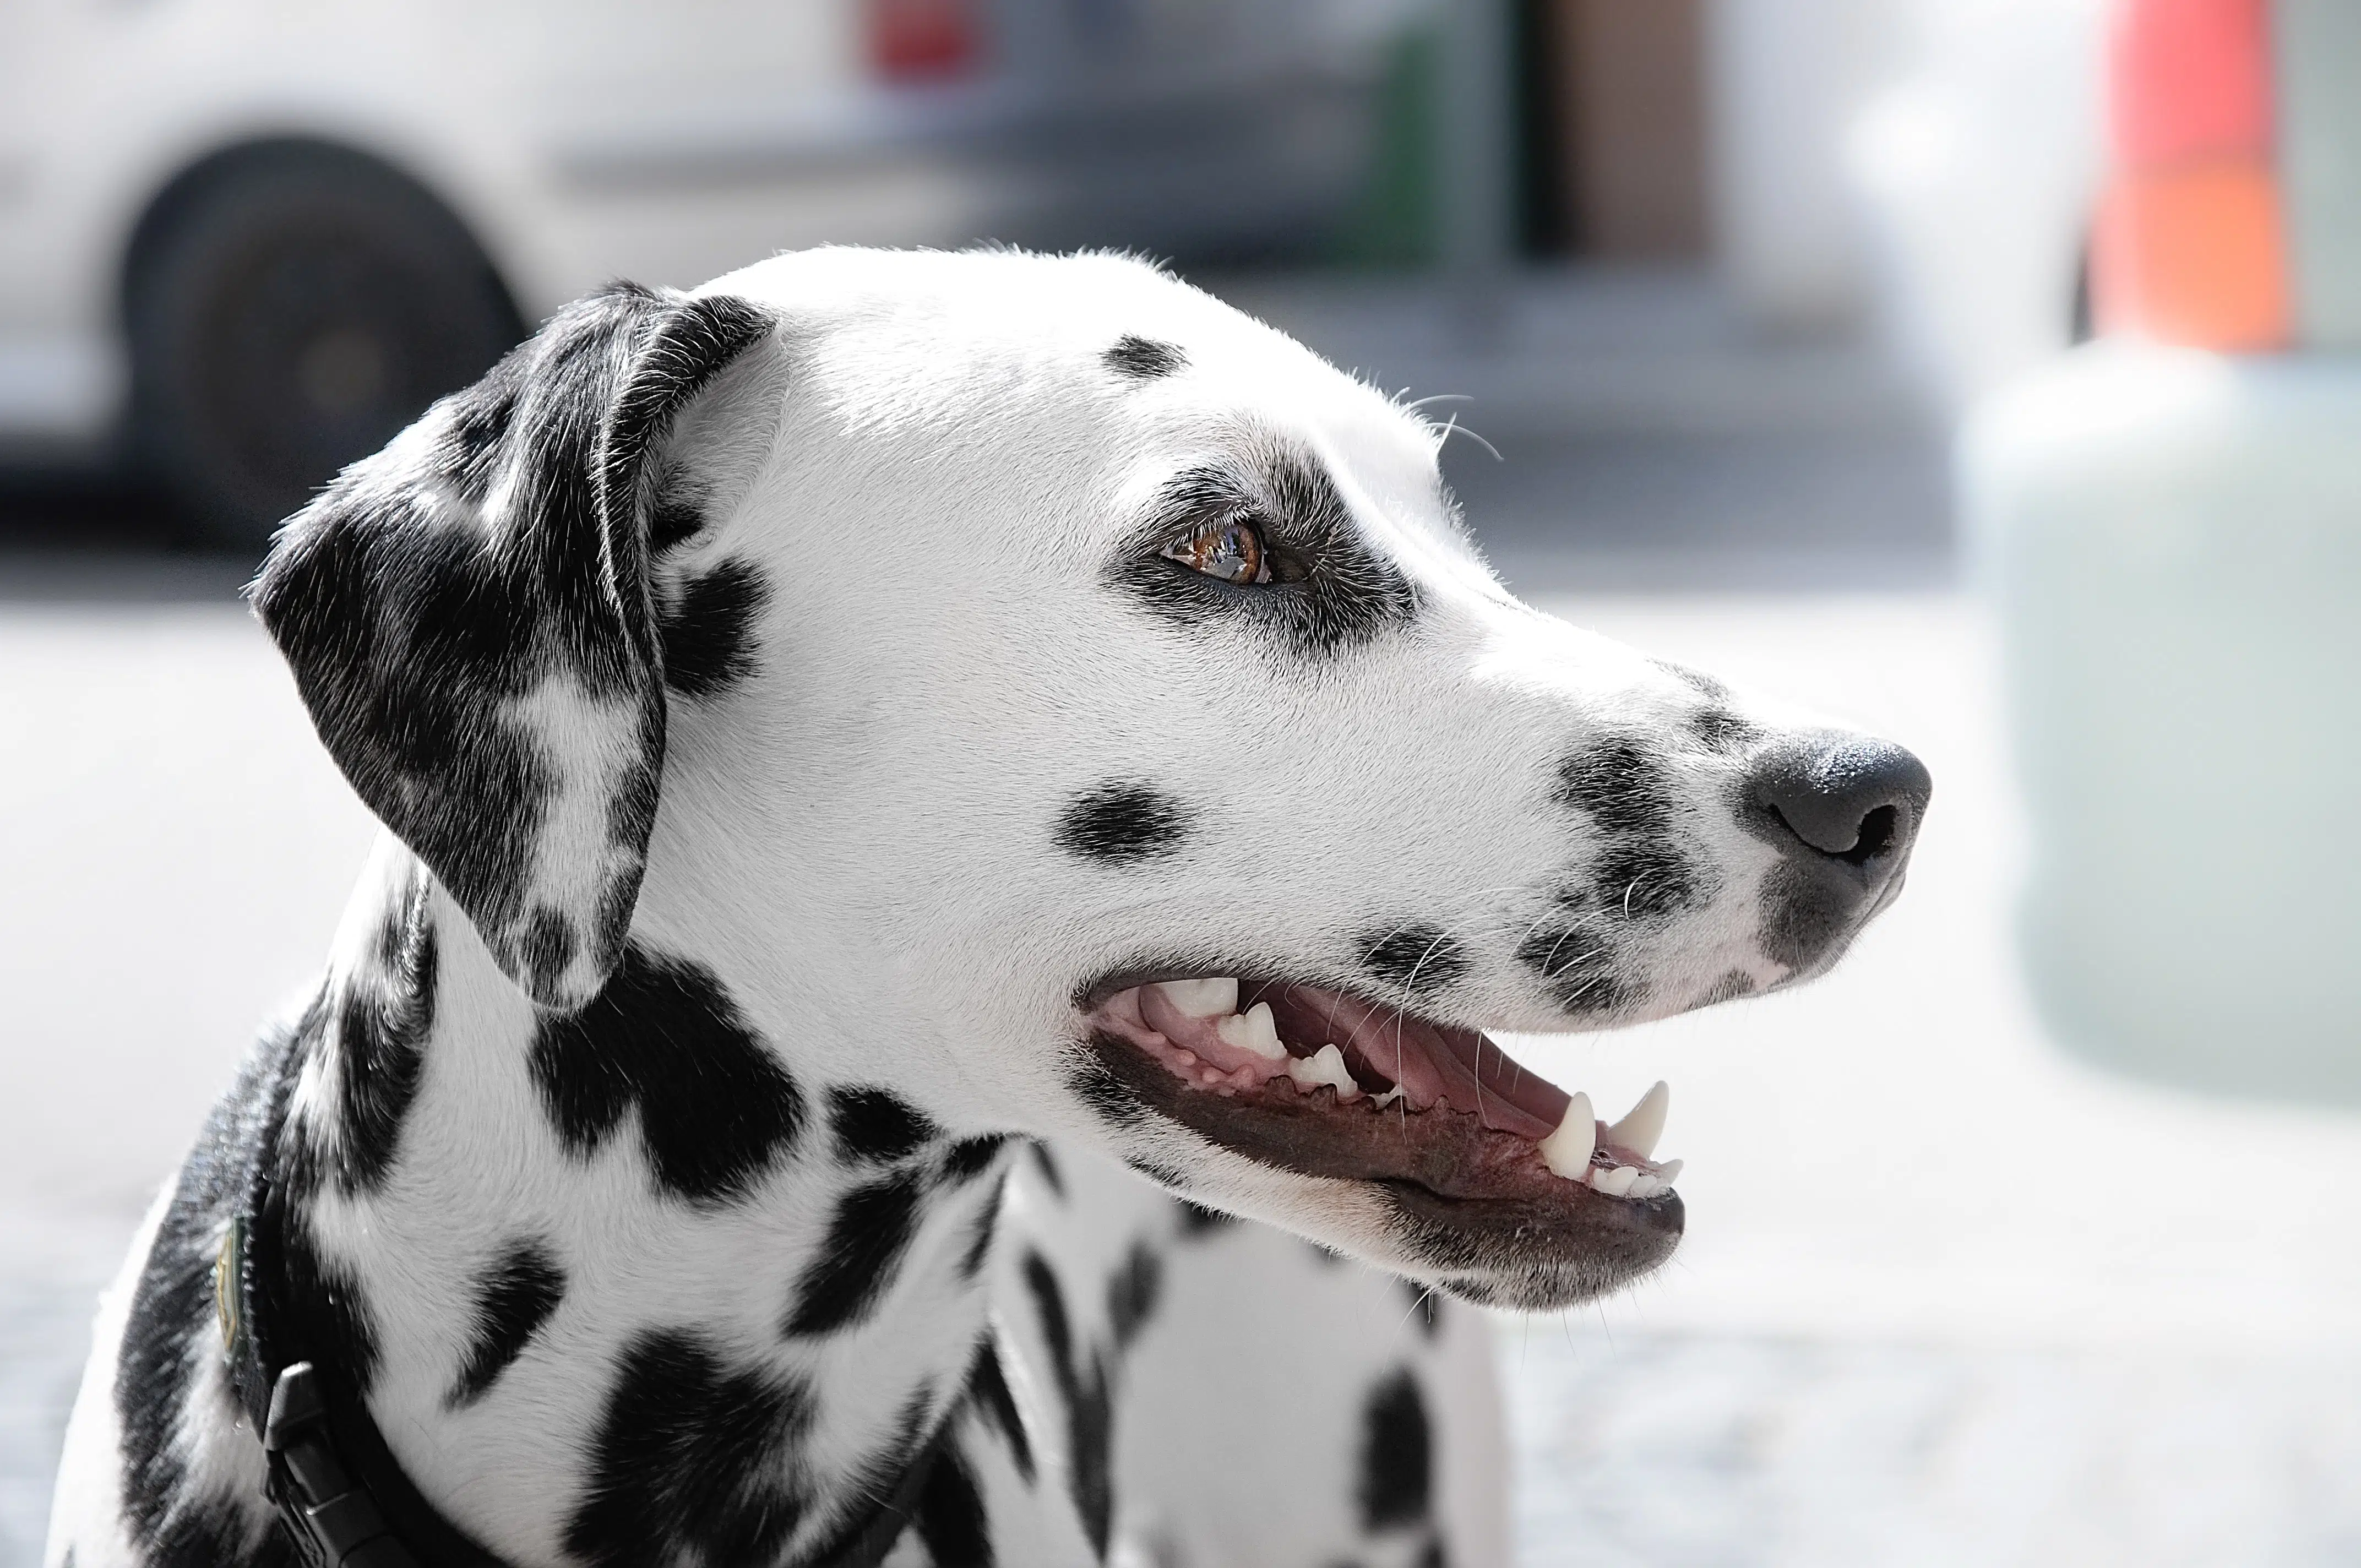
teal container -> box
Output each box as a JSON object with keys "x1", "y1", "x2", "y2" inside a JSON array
[{"x1": 1963, "y1": 342, "x2": 2361, "y2": 1103}]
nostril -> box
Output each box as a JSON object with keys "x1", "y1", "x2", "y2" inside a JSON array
[
  {"x1": 1837, "y1": 803, "x2": 1898, "y2": 867},
  {"x1": 1747, "y1": 735, "x2": 1931, "y2": 870},
  {"x1": 1765, "y1": 798, "x2": 1897, "y2": 863}
]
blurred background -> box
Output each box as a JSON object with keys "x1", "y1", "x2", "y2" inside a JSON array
[{"x1": 6, "y1": 0, "x2": 2359, "y2": 1563}]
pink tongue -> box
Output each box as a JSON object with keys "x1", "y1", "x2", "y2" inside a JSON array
[{"x1": 1256, "y1": 984, "x2": 1569, "y2": 1139}]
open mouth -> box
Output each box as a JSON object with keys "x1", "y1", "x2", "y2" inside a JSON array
[{"x1": 1081, "y1": 974, "x2": 1681, "y2": 1213}]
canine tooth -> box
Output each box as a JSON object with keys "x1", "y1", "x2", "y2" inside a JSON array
[
  {"x1": 1287, "y1": 1043, "x2": 1362, "y2": 1101},
  {"x1": 1652, "y1": 1158, "x2": 1683, "y2": 1187},
  {"x1": 1592, "y1": 1164, "x2": 1639, "y2": 1197},
  {"x1": 1216, "y1": 1002, "x2": 1287, "y2": 1060},
  {"x1": 1607, "y1": 1081, "x2": 1669, "y2": 1159},
  {"x1": 1155, "y1": 977, "x2": 1238, "y2": 1018},
  {"x1": 1537, "y1": 1093, "x2": 1596, "y2": 1179}
]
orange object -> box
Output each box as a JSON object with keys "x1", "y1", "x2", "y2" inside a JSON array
[
  {"x1": 2109, "y1": 0, "x2": 2275, "y2": 167},
  {"x1": 2093, "y1": 161, "x2": 2292, "y2": 350}
]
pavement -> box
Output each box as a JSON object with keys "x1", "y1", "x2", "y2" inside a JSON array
[{"x1": 5, "y1": 270, "x2": 2357, "y2": 1567}]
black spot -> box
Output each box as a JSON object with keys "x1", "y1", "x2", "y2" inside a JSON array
[
  {"x1": 1173, "y1": 1199, "x2": 1237, "y2": 1239},
  {"x1": 1512, "y1": 918, "x2": 1642, "y2": 1017},
  {"x1": 1124, "y1": 1155, "x2": 1192, "y2": 1189},
  {"x1": 1054, "y1": 783, "x2": 1190, "y2": 865},
  {"x1": 1106, "y1": 442, "x2": 1421, "y2": 661},
  {"x1": 784, "y1": 1171, "x2": 928, "y2": 1337},
  {"x1": 1554, "y1": 740, "x2": 1679, "y2": 839},
  {"x1": 1357, "y1": 1368, "x2": 1433, "y2": 1532},
  {"x1": 1757, "y1": 859, "x2": 1857, "y2": 972},
  {"x1": 1025, "y1": 1141, "x2": 1067, "y2": 1199},
  {"x1": 968, "y1": 1335, "x2": 1035, "y2": 1484},
  {"x1": 659, "y1": 558, "x2": 770, "y2": 698},
  {"x1": 563, "y1": 1329, "x2": 813, "y2": 1568},
  {"x1": 330, "y1": 873, "x2": 437, "y2": 1193},
  {"x1": 1105, "y1": 1242, "x2": 1163, "y2": 1351},
  {"x1": 1358, "y1": 925, "x2": 1471, "y2": 998},
  {"x1": 446, "y1": 1239, "x2": 567, "y2": 1408},
  {"x1": 828, "y1": 1086, "x2": 940, "y2": 1166},
  {"x1": 958, "y1": 1179, "x2": 1003, "y2": 1282},
  {"x1": 1514, "y1": 917, "x2": 1608, "y2": 982},
  {"x1": 1105, "y1": 335, "x2": 1187, "y2": 378},
  {"x1": 1021, "y1": 1250, "x2": 1113, "y2": 1555},
  {"x1": 1691, "y1": 707, "x2": 1762, "y2": 754},
  {"x1": 913, "y1": 1447, "x2": 993, "y2": 1567},
  {"x1": 530, "y1": 944, "x2": 804, "y2": 1206},
  {"x1": 943, "y1": 1134, "x2": 1014, "y2": 1184},
  {"x1": 1068, "y1": 1057, "x2": 1149, "y2": 1131},
  {"x1": 1397, "y1": 1278, "x2": 1444, "y2": 1339},
  {"x1": 1588, "y1": 839, "x2": 1706, "y2": 922}
]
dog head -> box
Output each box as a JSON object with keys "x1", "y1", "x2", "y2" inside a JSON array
[{"x1": 255, "y1": 249, "x2": 1928, "y2": 1310}]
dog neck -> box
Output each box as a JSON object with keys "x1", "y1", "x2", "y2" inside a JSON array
[{"x1": 278, "y1": 833, "x2": 1014, "y2": 1559}]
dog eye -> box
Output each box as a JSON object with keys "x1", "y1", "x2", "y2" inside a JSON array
[{"x1": 1162, "y1": 519, "x2": 1269, "y2": 585}]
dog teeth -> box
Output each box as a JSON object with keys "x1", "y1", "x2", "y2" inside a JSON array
[
  {"x1": 1590, "y1": 1164, "x2": 1639, "y2": 1197},
  {"x1": 1537, "y1": 1093, "x2": 1596, "y2": 1179},
  {"x1": 1287, "y1": 1043, "x2": 1362, "y2": 1101},
  {"x1": 1216, "y1": 1001, "x2": 1287, "y2": 1060},
  {"x1": 1371, "y1": 1085, "x2": 1406, "y2": 1109},
  {"x1": 1652, "y1": 1158, "x2": 1682, "y2": 1187},
  {"x1": 1607, "y1": 1081, "x2": 1669, "y2": 1159},
  {"x1": 1155, "y1": 977, "x2": 1239, "y2": 1018}
]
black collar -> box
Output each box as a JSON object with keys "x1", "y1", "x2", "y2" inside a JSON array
[{"x1": 217, "y1": 1060, "x2": 945, "y2": 1568}]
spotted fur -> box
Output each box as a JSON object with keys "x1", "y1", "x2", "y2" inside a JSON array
[{"x1": 50, "y1": 249, "x2": 1926, "y2": 1568}]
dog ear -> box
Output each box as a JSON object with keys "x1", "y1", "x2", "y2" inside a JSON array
[{"x1": 252, "y1": 283, "x2": 776, "y2": 1010}]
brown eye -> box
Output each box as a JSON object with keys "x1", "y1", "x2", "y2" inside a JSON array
[{"x1": 1162, "y1": 518, "x2": 1268, "y2": 584}]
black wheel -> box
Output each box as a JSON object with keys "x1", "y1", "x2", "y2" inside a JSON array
[{"x1": 128, "y1": 148, "x2": 523, "y2": 557}]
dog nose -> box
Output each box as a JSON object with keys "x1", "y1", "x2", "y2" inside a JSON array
[{"x1": 1746, "y1": 734, "x2": 1932, "y2": 872}]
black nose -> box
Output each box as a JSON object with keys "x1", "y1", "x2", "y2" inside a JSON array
[{"x1": 1747, "y1": 734, "x2": 1932, "y2": 872}]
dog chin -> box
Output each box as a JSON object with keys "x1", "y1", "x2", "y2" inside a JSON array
[{"x1": 1076, "y1": 972, "x2": 1687, "y2": 1303}]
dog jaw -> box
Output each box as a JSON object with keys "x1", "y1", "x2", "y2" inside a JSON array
[{"x1": 1073, "y1": 973, "x2": 1687, "y2": 1306}]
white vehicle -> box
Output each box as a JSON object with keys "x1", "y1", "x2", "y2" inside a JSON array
[{"x1": 0, "y1": 0, "x2": 1400, "y2": 548}]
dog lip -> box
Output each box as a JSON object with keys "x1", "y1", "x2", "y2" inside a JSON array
[
  {"x1": 1080, "y1": 1021, "x2": 1680, "y2": 1219},
  {"x1": 1079, "y1": 972, "x2": 1682, "y2": 1209},
  {"x1": 1071, "y1": 958, "x2": 1273, "y2": 1014}
]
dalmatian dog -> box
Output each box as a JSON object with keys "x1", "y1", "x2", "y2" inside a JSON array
[{"x1": 46, "y1": 248, "x2": 1928, "y2": 1568}]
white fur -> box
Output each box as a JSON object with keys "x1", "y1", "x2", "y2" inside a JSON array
[{"x1": 50, "y1": 249, "x2": 1915, "y2": 1568}]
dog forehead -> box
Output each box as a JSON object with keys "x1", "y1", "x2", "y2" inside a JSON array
[{"x1": 704, "y1": 247, "x2": 1450, "y2": 546}]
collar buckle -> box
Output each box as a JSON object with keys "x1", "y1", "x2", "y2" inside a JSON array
[{"x1": 262, "y1": 1362, "x2": 422, "y2": 1568}]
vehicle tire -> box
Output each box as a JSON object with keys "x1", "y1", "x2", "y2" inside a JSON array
[{"x1": 128, "y1": 148, "x2": 523, "y2": 557}]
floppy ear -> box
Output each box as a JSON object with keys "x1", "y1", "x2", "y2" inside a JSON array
[{"x1": 252, "y1": 282, "x2": 776, "y2": 1010}]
